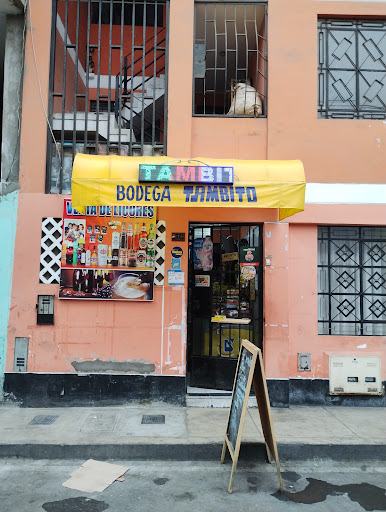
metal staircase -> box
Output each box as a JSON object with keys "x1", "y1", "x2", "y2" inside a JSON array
[{"x1": 115, "y1": 27, "x2": 166, "y2": 153}]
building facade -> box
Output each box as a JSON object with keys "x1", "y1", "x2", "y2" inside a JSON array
[{"x1": 2, "y1": 0, "x2": 386, "y2": 407}]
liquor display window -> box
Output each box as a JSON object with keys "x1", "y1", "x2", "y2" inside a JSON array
[{"x1": 188, "y1": 223, "x2": 263, "y2": 390}]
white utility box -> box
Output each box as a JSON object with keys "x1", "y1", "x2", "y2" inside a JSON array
[{"x1": 329, "y1": 355, "x2": 383, "y2": 395}]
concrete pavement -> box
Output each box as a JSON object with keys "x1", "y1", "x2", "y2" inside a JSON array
[{"x1": 0, "y1": 404, "x2": 385, "y2": 460}]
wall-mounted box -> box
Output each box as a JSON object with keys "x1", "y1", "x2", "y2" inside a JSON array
[
  {"x1": 298, "y1": 353, "x2": 311, "y2": 371},
  {"x1": 14, "y1": 337, "x2": 28, "y2": 372},
  {"x1": 329, "y1": 356, "x2": 383, "y2": 395},
  {"x1": 36, "y1": 295, "x2": 55, "y2": 325}
]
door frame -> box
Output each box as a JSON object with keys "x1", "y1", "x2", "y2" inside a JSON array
[{"x1": 187, "y1": 222, "x2": 264, "y2": 390}]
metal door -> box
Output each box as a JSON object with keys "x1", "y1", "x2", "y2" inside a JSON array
[{"x1": 187, "y1": 223, "x2": 263, "y2": 390}]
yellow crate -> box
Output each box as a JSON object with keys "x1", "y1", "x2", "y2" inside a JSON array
[{"x1": 202, "y1": 325, "x2": 251, "y2": 359}]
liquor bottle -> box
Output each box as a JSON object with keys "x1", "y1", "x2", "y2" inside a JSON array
[
  {"x1": 61, "y1": 241, "x2": 68, "y2": 264},
  {"x1": 77, "y1": 244, "x2": 82, "y2": 265},
  {"x1": 91, "y1": 246, "x2": 98, "y2": 266},
  {"x1": 81, "y1": 270, "x2": 88, "y2": 292},
  {"x1": 146, "y1": 247, "x2": 155, "y2": 268},
  {"x1": 96, "y1": 269, "x2": 103, "y2": 290},
  {"x1": 120, "y1": 222, "x2": 128, "y2": 249},
  {"x1": 73, "y1": 269, "x2": 79, "y2": 291},
  {"x1": 119, "y1": 222, "x2": 128, "y2": 266},
  {"x1": 128, "y1": 249, "x2": 136, "y2": 267},
  {"x1": 87, "y1": 270, "x2": 94, "y2": 292},
  {"x1": 147, "y1": 223, "x2": 155, "y2": 251},
  {"x1": 86, "y1": 249, "x2": 91, "y2": 266},
  {"x1": 133, "y1": 222, "x2": 140, "y2": 250},
  {"x1": 139, "y1": 222, "x2": 148, "y2": 250},
  {"x1": 112, "y1": 230, "x2": 120, "y2": 267},
  {"x1": 127, "y1": 222, "x2": 133, "y2": 250},
  {"x1": 107, "y1": 246, "x2": 112, "y2": 267},
  {"x1": 136, "y1": 249, "x2": 146, "y2": 268},
  {"x1": 72, "y1": 239, "x2": 78, "y2": 265},
  {"x1": 80, "y1": 245, "x2": 86, "y2": 265},
  {"x1": 66, "y1": 242, "x2": 74, "y2": 266}
]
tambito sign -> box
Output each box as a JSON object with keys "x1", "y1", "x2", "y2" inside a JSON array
[{"x1": 221, "y1": 340, "x2": 283, "y2": 494}]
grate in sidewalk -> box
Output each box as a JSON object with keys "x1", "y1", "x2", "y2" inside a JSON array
[
  {"x1": 141, "y1": 414, "x2": 165, "y2": 425},
  {"x1": 29, "y1": 415, "x2": 59, "y2": 425}
]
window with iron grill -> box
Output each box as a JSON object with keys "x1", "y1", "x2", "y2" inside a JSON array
[
  {"x1": 47, "y1": 0, "x2": 168, "y2": 194},
  {"x1": 318, "y1": 226, "x2": 386, "y2": 336},
  {"x1": 193, "y1": 2, "x2": 267, "y2": 117},
  {"x1": 318, "y1": 19, "x2": 386, "y2": 119}
]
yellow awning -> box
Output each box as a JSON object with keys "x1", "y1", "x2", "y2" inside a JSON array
[{"x1": 71, "y1": 154, "x2": 306, "y2": 220}]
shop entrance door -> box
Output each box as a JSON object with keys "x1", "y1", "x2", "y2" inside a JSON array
[{"x1": 187, "y1": 223, "x2": 263, "y2": 390}]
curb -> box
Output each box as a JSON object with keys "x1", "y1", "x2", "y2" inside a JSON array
[{"x1": 0, "y1": 443, "x2": 385, "y2": 461}]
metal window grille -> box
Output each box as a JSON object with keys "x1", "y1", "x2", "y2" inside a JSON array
[
  {"x1": 318, "y1": 226, "x2": 386, "y2": 336},
  {"x1": 193, "y1": 2, "x2": 267, "y2": 117},
  {"x1": 318, "y1": 19, "x2": 386, "y2": 119},
  {"x1": 47, "y1": 0, "x2": 169, "y2": 194}
]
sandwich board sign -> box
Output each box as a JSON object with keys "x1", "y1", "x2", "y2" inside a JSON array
[{"x1": 221, "y1": 339, "x2": 283, "y2": 494}]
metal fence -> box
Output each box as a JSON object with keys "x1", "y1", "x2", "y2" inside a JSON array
[
  {"x1": 318, "y1": 19, "x2": 386, "y2": 119},
  {"x1": 193, "y1": 2, "x2": 267, "y2": 116},
  {"x1": 318, "y1": 226, "x2": 386, "y2": 336},
  {"x1": 47, "y1": 0, "x2": 168, "y2": 194}
]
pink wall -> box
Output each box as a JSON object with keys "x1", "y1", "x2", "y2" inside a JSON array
[{"x1": 288, "y1": 223, "x2": 385, "y2": 380}]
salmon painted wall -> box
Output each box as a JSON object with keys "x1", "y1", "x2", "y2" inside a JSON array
[
  {"x1": 7, "y1": 0, "x2": 386, "y2": 381},
  {"x1": 267, "y1": 0, "x2": 386, "y2": 181},
  {"x1": 288, "y1": 222, "x2": 386, "y2": 381}
]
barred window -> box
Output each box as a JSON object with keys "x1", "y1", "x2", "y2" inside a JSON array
[
  {"x1": 318, "y1": 226, "x2": 386, "y2": 336},
  {"x1": 318, "y1": 19, "x2": 386, "y2": 119},
  {"x1": 193, "y1": 2, "x2": 267, "y2": 117},
  {"x1": 47, "y1": 0, "x2": 168, "y2": 194}
]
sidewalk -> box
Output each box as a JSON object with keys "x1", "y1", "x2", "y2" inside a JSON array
[{"x1": 0, "y1": 403, "x2": 385, "y2": 461}]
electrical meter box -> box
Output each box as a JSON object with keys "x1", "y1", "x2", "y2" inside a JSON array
[
  {"x1": 36, "y1": 295, "x2": 55, "y2": 325},
  {"x1": 329, "y1": 355, "x2": 383, "y2": 395}
]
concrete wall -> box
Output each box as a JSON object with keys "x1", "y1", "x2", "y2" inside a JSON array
[
  {"x1": 1, "y1": 14, "x2": 24, "y2": 188},
  {"x1": 0, "y1": 190, "x2": 18, "y2": 397}
]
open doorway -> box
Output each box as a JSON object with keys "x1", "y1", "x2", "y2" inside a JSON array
[{"x1": 187, "y1": 223, "x2": 263, "y2": 390}]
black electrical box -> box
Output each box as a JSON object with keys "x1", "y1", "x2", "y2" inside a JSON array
[{"x1": 36, "y1": 295, "x2": 55, "y2": 325}]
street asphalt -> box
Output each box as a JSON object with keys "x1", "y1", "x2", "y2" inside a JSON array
[{"x1": 1, "y1": 459, "x2": 385, "y2": 512}]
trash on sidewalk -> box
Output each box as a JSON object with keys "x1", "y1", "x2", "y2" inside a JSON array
[{"x1": 62, "y1": 459, "x2": 129, "y2": 493}]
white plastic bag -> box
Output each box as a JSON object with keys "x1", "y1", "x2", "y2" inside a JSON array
[{"x1": 227, "y1": 83, "x2": 262, "y2": 116}]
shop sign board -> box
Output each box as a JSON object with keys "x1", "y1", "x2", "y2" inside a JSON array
[
  {"x1": 171, "y1": 258, "x2": 181, "y2": 270},
  {"x1": 171, "y1": 246, "x2": 183, "y2": 258},
  {"x1": 139, "y1": 164, "x2": 234, "y2": 185},
  {"x1": 239, "y1": 246, "x2": 259, "y2": 266},
  {"x1": 221, "y1": 341, "x2": 283, "y2": 494},
  {"x1": 167, "y1": 270, "x2": 185, "y2": 286},
  {"x1": 221, "y1": 252, "x2": 239, "y2": 262},
  {"x1": 59, "y1": 199, "x2": 156, "y2": 301}
]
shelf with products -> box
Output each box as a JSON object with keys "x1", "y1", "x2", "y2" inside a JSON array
[{"x1": 212, "y1": 281, "x2": 252, "y2": 319}]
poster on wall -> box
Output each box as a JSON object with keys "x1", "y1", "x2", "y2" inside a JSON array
[
  {"x1": 59, "y1": 200, "x2": 156, "y2": 301},
  {"x1": 239, "y1": 247, "x2": 259, "y2": 266},
  {"x1": 193, "y1": 236, "x2": 213, "y2": 271}
]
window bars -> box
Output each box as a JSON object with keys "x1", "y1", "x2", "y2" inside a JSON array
[
  {"x1": 318, "y1": 19, "x2": 386, "y2": 119},
  {"x1": 47, "y1": 0, "x2": 168, "y2": 194},
  {"x1": 193, "y1": 2, "x2": 267, "y2": 116},
  {"x1": 318, "y1": 226, "x2": 386, "y2": 336}
]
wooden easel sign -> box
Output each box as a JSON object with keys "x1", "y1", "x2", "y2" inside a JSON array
[{"x1": 221, "y1": 339, "x2": 283, "y2": 494}]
